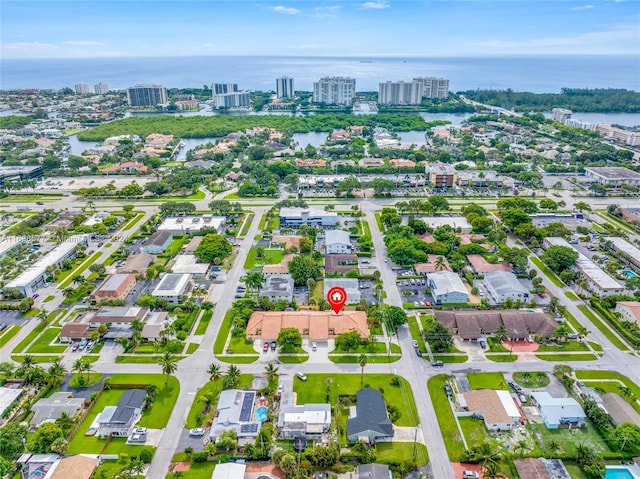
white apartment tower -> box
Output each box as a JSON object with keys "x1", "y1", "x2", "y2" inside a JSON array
[
  {"x1": 413, "y1": 77, "x2": 449, "y2": 99},
  {"x1": 276, "y1": 77, "x2": 295, "y2": 99},
  {"x1": 74, "y1": 83, "x2": 90, "y2": 95},
  {"x1": 213, "y1": 92, "x2": 251, "y2": 109},
  {"x1": 212, "y1": 83, "x2": 239, "y2": 95},
  {"x1": 378, "y1": 81, "x2": 422, "y2": 105},
  {"x1": 552, "y1": 108, "x2": 573, "y2": 123},
  {"x1": 313, "y1": 77, "x2": 356, "y2": 106},
  {"x1": 94, "y1": 82, "x2": 110, "y2": 94}
]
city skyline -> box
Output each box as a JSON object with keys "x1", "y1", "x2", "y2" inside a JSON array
[{"x1": 1, "y1": 0, "x2": 638, "y2": 59}]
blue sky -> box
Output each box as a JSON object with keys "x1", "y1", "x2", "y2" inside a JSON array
[{"x1": 1, "y1": 0, "x2": 638, "y2": 58}]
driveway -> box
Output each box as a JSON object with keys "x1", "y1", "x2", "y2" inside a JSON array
[
  {"x1": 58, "y1": 373, "x2": 110, "y2": 399},
  {"x1": 176, "y1": 428, "x2": 209, "y2": 452}
]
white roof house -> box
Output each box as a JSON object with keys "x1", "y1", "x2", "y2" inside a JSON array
[
  {"x1": 427, "y1": 271, "x2": 468, "y2": 305},
  {"x1": 531, "y1": 392, "x2": 586, "y2": 429},
  {"x1": 4, "y1": 235, "x2": 90, "y2": 297},
  {"x1": 323, "y1": 278, "x2": 361, "y2": 304},
  {"x1": 422, "y1": 216, "x2": 472, "y2": 233},
  {"x1": 324, "y1": 229, "x2": 353, "y2": 254},
  {"x1": 608, "y1": 236, "x2": 640, "y2": 269},
  {"x1": 544, "y1": 237, "x2": 623, "y2": 296},
  {"x1": 151, "y1": 273, "x2": 192, "y2": 303},
  {"x1": 484, "y1": 271, "x2": 529, "y2": 304},
  {"x1": 211, "y1": 463, "x2": 246, "y2": 479},
  {"x1": 0, "y1": 238, "x2": 25, "y2": 258},
  {"x1": 157, "y1": 215, "x2": 225, "y2": 234},
  {"x1": 170, "y1": 255, "x2": 210, "y2": 277},
  {"x1": 277, "y1": 403, "x2": 332, "y2": 439},
  {"x1": 0, "y1": 387, "x2": 23, "y2": 417},
  {"x1": 209, "y1": 389, "x2": 261, "y2": 442}
]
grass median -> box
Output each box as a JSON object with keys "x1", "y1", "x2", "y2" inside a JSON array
[
  {"x1": 577, "y1": 305, "x2": 629, "y2": 351},
  {"x1": 530, "y1": 256, "x2": 564, "y2": 287}
]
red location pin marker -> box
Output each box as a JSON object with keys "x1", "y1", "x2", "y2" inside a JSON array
[{"x1": 327, "y1": 286, "x2": 347, "y2": 314}]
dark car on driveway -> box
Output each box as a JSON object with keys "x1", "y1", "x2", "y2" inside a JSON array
[{"x1": 270, "y1": 340, "x2": 277, "y2": 351}]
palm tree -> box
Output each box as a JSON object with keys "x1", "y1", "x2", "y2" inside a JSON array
[
  {"x1": 358, "y1": 354, "x2": 368, "y2": 388},
  {"x1": 158, "y1": 352, "x2": 178, "y2": 385},
  {"x1": 244, "y1": 272, "x2": 265, "y2": 295},
  {"x1": 547, "y1": 439, "x2": 560, "y2": 459},
  {"x1": 55, "y1": 411, "x2": 74, "y2": 435},
  {"x1": 434, "y1": 255, "x2": 447, "y2": 272},
  {"x1": 207, "y1": 363, "x2": 222, "y2": 382},
  {"x1": 265, "y1": 363, "x2": 279, "y2": 384},
  {"x1": 494, "y1": 324, "x2": 508, "y2": 344},
  {"x1": 47, "y1": 357, "x2": 66, "y2": 387},
  {"x1": 37, "y1": 308, "x2": 49, "y2": 323},
  {"x1": 224, "y1": 364, "x2": 241, "y2": 389}
]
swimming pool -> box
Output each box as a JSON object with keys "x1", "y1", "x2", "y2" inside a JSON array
[
  {"x1": 256, "y1": 406, "x2": 268, "y2": 422},
  {"x1": 606, "y1": 466, "x2": 640, "y2": 479},
  {"x1": 623, "y1": 270, "x2": 637, "y2": 279}
]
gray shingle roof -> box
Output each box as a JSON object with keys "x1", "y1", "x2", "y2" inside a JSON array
[{"x1": 347, "y1": 388, "x2": 393, "y2": 438}]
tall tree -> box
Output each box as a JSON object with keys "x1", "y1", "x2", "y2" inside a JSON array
[{"x1": 158, "y1": 352, "x2": 178, "y2": 385}]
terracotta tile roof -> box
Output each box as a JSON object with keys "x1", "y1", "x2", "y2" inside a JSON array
[
  {"x1": 467, "y1": 254, "x2": 512, "y2": 273},
  {"x1": 414, "y1": 255, "x2": 451, "y2": 273},
  {"x1": 247, "y1": 311, "x2": 370, "y2": 340}
]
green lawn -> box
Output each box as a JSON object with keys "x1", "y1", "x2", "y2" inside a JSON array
[
  {"x1": 217, "y1": 355, "x2": 259, "y2": 363},
  {"x1": 459, "y1": 416, "x2": 490, "y2": 448},
  {"x1": 575, "y1": 370, "x2": 640, "y2": 414},
  {"x1": 121, "y1": 212, "x2": 145, "y2": 231},
  {"x1": 535, "y1": 353, "x2": 598, "y2": 361},
  {"x1": 185, "y1": 343, "x2": 199, "y2": 354},
  {"x1": 485, "y1": 354, "x2": 517, "y2": 362},
  {"x1": 294, "y1": 374, "x2": 418, "y2": 427},
  {"x1": 428, "y1": 374, "x2": 465, "y2": 461},
  {"x1": 115, "y1": 355, "x2": 184, "y2": 363},
  {"x1": 530, "y1": 256, "x2": 564, "y2": 287},
  {"x1": 227, "y1": 336, "x2": 258, "y2": 354},
  {"x1": 532, "y1": 423, "x2": 610, "y2": 456},
  {"x1": 329, "y1": 355, "x2": 401, "y2": 363},
  {"x1": 213, "y1": 311, "x2": 233, "y2": 355},
  {"x1": 43, "y1": 295, "x2": 55, "y2": 302},
  {"x1": 70, "y1": 373, "x2": 102, "y2": 388},
  {"x1": 565, "y1": 291, "x2": 579, "y2": 300},
  {"x1": 433, "y1": 354, "x2": 468, "y2": 363},
  {"x1": 278, "y1": 355, "x2": 309, "y2": 363},
  {"x1": 58, "y1": 251, "x2": 102, "y2": 288},
  {"x1": 194, "y1": 310, "x2": 212, "y2": 335},
  {"x1": 487, "y1": 337, "x2": 510, "y2": 352},
  {"x1": 536, "y1": 341, "x2": 590, "y2": 352},
  {"x1": 407, "y1": 316, "x2": 426, "y2": 353},
  {"x1": 27, "y1": 327, "x2": 66, "y2": 354},
  {"x1": 467, "y1": 372, "x2": 507, "y2": 390},
  {"x1": 12, "y1": 320, "x2": 47, "y2": 353},
  {"x1": 377, "y1": 442, "x2": 429, "y2": 467},
  {"x1": 109, "y1": 374, "x2": 180, "y2": 428},
  {"x1": 0, "y1": 325, "x2": 19, "y2": 348},
  {"x1": 331, "y1": 341, "x2": 387, "y2": 354},
  {"x1": 243, "y1": 246, "x2": 284, "y2": 269},
  {"x1": 239, "y1": 213, "x2": 254, "y2": 236},
  {"x1": 577, "y1": 305, "x2": 629, "y2": 351},
  {"x1": 165, "y1": 462, "x2": 215, "y2": 479},
  {"x1": 185, "y1": 375, "x2": 253, "y2": 428},
  {"x1": 512, "y1": 372, "x2": 550, "y2": 388}
]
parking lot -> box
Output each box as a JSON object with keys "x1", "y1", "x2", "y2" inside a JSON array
[
  {"x1": 358, "y1": 279, "x2": 378, "y2": 304},
  {"x1": 395, "y1": 274, "x2": 431, "y2": 308},
  {"x1": 0, "y1": 310, "x2": 26, "y2": 328}
]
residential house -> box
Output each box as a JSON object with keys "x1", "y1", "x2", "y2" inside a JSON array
[
  {"x1": 116, "y1": 253, "x2": 155, "y2": 275},
  {"x1": 414, "y1": 255, "x2": 451, "y2": 275},
  {"x1": 140, "y1": 231, "x2": 173, "y2": 255},
  {"x1": 513, "y1": 458, "x2": 570, "y2": 479},
  {"x1": 170, "y1": 255, "x2": 210, "y2": 277},
  {"x1": 530, "y1": 392, "x2": 586, "y2": 429},
  {"x1": 140, "y1": 311, "x2": 170, "y2": 341},
  {"x1": 59, "y1": 322, "x2": 91, "y2": 342},
  {"x1": 484, "y1": 271, "x2": 528, "y2": 304},
  {"x1": 101, "y1": 162, "x2": 148, "y2": 175},
  {"x1": 461, "y1": 390, "x2": 521, "y2": 431},
  {"x1": 277, "y1": 403, "x2": 331, "y2": 439},
  {"x1": 426, "y1": 271, "x2": 468, "y2": 305},
  {"x1": 357, "y1": 464, "x2": 392, "y2": 479},
  {"x1": 211, "y1": 463, "x2": 247, "y2": 479},
  {"x1": 323, "y1": 278, "x2": 361, "y2": 304},
  {"x1": 151, "y1": 273, "x2": 192, "y2": 304},
  {"x1": 389, "y1": 159, "x2": 415, "y2": 169},
  {"x1": 30, "y1": 392, "x2": 84, "y2": 428},
  {"x1": 324, "y1": 230, "x2": 353, "y2": 255},
  {"x1": 467, "y1": 255, "x2": 512, "y2": 274},
  {"x1": 209, "y1": 389, "x2": 262, "y2": 442},
  {"x1": 347, "y1": 388, "x2": 394, "y2": 443},
  {"x1": 93, "y1": 273, "x2": 137, "y2": 302},
  {"x1": 601, "y1": 393, "x2": 640, "y2": 427},
  {"x1": 49, "y1": 455, "x2": 100, "y2": 479},
  {"x1": 246, "y1": 310, "x2": 369, "y2": 341},
  {"x1": 615, "y1": 302, "x2": 640, "y2": 324},
  {"x1": 359, "y1": 157, "x2": 384, "y2": 168},
  {"x1": 259, "y1": 273, "x2": 295, "y2": 302},
  {"x1": 325, "y1": 254, "x2": 359, "y2": 275},
  {"x1": 97, "y1": 389, "x2": 147, "y2": 437}
]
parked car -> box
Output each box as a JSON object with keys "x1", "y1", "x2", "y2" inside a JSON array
[
  {"x1": 270, "y1": 340, "x2": 277, "y2": 351},
  {"x1": 462, "y1": 471, "x2": 479, "y2": 479},
  {"x1": 263, "y1": 341, "x2": 270, "y2": 352},
  {"x1": 36, "y1": 201, "x2": 44, "y2": 205},
  {"x1": 72, "y1": 342, "x2": 80, "y2": 351},
  {"x1": 311, "y1": 341, "x2": 317, "y2": 351},
  {"x1": 296, "y1": 372, "x2": 307, "y2": 381},
  {"x1": 0, "y1": 323, "x2": 6, "y2": 332},
  {"x1": 424, "y1": 301, "x2": 432, "y2": 307},
  {"x1": 432, "y1": 360, "x2": 444, "y2": 367},
  {"x1": 189, "y1": 428, "x2": 205, "y2": 437},
  {"x1": 415, "y1": 348, "x2": 422, "y2": 357},
  {"x1": 134, "y1": 427, "x2": 147, "y2": 434}
]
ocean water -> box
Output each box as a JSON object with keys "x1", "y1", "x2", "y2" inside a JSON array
[{"x1": 1, "y1": 55, "x2": 639, "y2": 92}]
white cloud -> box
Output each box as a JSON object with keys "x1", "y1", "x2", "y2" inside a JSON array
[
  {"x1": 476, "y1": 23, "x2": 639, "y2": 53},
  {"x1": 360, "y1": 1, "x2": 389, "y2": 9},
  {"x1": 63, "y1": 40, "x2": 105, "y2": 46},
  {"x1": 571, "y1": 4, "x2": 594, "y2": 10},
  {"x1": 311, "y1": 5, "x2": 341, "y2": 17},
  {"x1": 272, "y1": 5, "x2": 300, "y2": 15}
]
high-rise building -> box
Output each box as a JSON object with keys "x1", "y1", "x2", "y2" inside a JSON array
[
  {"x1": 378, "y1": 81, "x2": 422, "y2": 105},
  {"x1": 212, "y1": 83, "x2": 238, "y2": 95},
  {"x1": 213, "y1": 92, "x2": 251, "y2": 109},
  {"x1": 276, "y1": 77, "x2": 295, "y2": 99},
  {"x1": 74, "y1": 83, "x2": 90, "y2": 95},
  {"x1": 552, "y1": 108, "x2": 573, "y2": 123},
  {"x1": 126, "y1": 84, "x2": 168, "y2": 108},
  {"x1": 94, "y1": 82, "x2": 110, "y2": 94},
  {"x1": 413, "y1": 77, "x2": 449, "y2": 99},
  {"x1": 312, "y1": 77, "x2": 356, "y2": 106}
]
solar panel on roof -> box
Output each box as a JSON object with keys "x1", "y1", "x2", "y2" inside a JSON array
[
  {"x1": 239, "y1": 392, "x2": 255, "y2": 422},
  {"x1": 240, "y1": 423, "x2": 259, "y2": 433}
]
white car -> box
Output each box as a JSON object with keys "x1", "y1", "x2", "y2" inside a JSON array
[
  {"x1": 277, "y1": 384, "x2": 283, "y2": 394},
  {"x1": 189, "y1": 428, "x2": 205, "y2": 437},
  {"x1": 311, "y1": 341, "x2": 317, "y2": 351}
]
